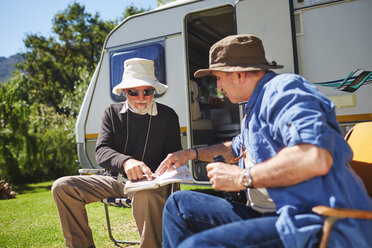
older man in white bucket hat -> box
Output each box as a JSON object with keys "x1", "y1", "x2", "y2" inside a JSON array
[{"x1": 52, "y1": 58, "x2": 182, "y2": 248}]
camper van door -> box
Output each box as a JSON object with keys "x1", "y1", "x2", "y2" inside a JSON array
[{"x1": 236, "y1": 0, "x2": 296, "y2": 74}]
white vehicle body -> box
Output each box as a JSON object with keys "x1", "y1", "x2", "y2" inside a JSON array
[{"x1": 76, "y1": 0, "x2": 372, "y2": 182}]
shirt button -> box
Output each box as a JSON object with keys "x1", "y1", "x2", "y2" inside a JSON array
[{"x1": 286, "y1": 122, "x2": 292, "y2": 127}]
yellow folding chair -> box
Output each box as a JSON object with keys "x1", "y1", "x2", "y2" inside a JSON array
[{"x1": 313, "y1": 121, "x2": 372, "y2": 248}]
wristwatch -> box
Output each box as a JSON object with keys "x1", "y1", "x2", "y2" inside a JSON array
[{"x1": 241, "y1": 167, "x2": 253, "y2": 188}]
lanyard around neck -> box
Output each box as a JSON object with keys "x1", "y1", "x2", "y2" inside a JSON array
[{"x1": 123, "y1": 110, "x2": 153, "y2": 162}]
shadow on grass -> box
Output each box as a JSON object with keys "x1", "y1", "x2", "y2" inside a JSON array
[{"x1": 13, "y1": 181, "x2": 53, "y2": 194}]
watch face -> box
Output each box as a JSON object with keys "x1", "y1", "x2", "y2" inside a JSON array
[
  {"x1": 242, "y1": 170, "x2": 252, "y2": 188},
  {"x1": 244, "y1": 178, "x2": 251, "y2": 187},
  {"x1": 242, "y1": 175, "x2": 249, "y2": 187}
]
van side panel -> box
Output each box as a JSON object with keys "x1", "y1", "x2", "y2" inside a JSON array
[
  {"x1": 107, "y1": 11, "x2": 181, "y2": 49},
  {"x1": 295, "y1": 0, "x2": 372, "y2": 118},
  {"x1": 85, "y1": 53, "x2": 111, "y2": 135},
  {"x1": 158, "y1": 34, "x2": 189, "y2": 149},
  {"x1": 236, "y1": 0, "x2": 295, "y2": 74}
]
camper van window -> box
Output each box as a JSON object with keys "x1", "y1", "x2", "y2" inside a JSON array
[{"x1": 109, "y1": 41, "x2": 165, "y2": 102}]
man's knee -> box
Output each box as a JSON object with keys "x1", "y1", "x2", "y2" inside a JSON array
[
  {"x1": 132, "y1": 189, "x2": 152, "y2": 203},
  {"x1": 164, "y1": 191, "x2": 192, "y2": 213},
  {"x1": 168, "y1": 190, "x2": 194, "y2": 205},
  {"x1": 164, "y1": 192, "x2": 175, "y2": 211},
  {"x1": 132, "y1": 186, "x2": 170, "y2": 203},
  {"x1": 51, "y1": 176, "x2": 73, "y2": 197}
]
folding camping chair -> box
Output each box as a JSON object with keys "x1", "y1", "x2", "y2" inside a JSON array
[
  {"x1": 77, "y1": 168, "x2": 139, "y2": 245},
  {"x1": 100, "y1": 182, "x2": 180, "y2": 245},
  {"x1": 78, "y1": 167, "x2": 181, "y2": 245},
  {"x1": 100, "y1": 198, "x2": 140, "y2": 245},
  {"x1": 312, "y1": 121, "x2": 372, "y2": 248}
]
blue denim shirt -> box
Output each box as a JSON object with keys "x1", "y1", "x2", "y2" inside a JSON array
[{"x1": 232, "y1": 71, "x2": 372, "y2": 247}]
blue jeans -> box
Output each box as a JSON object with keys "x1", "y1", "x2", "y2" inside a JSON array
[{"x1": 163, "y1": 191, "x2": 284, "y2": 248}]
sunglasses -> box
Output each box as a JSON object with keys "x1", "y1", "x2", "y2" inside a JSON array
[{"x1": 126, "y1": 88, "x2": 155, "y2": 97}]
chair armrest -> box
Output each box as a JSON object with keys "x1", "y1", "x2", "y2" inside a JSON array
[
  {"x1": 313, "y1": 205, "x2": 372, "y2": 248},
  {"x1": 313, "y1": 205, "x2": 372, "y2": 220},
  {"x1": 78, "y1": 168, "x2": 105, "y2": 175}
]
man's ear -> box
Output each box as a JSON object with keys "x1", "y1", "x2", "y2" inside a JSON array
[{"x1": 237, "y1": 71, "x2": 247, "y2": 85}]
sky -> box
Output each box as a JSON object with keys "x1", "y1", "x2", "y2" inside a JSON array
[{"x1": 0, "y1": 0, "x2": 158, "y2": 58}]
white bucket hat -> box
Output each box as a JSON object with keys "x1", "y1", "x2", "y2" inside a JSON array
[{"x1": 112, "y1": 58, "x2": 168, "y2": 96}]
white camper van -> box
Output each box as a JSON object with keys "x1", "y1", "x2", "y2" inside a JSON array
[{"x1": 76, "y1": 0, "x2": 372, "y2": 183}]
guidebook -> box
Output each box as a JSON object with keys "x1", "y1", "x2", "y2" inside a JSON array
[{"x1": 124, "y1": 165, "x2": 194, "y2": 193}]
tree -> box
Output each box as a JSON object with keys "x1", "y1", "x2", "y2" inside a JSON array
[
  {"x1": 0, "y1": 73, "x2": 77, "y2": 184},
  {"x1": 17, "y1": 3, "x2": 116, "y2": 115},
  {"x1": 0, "y1": 3, "x2": 151, "y2": 184},
  {"x1": 157, "y1": 0, "x2": 177, "y2": 7},
  {"x1": 16, "y1": 2, "x2": 150, "y2": 116},
  {"x1": 123, "y1": 5, "x2": 150, "y2": 18}
]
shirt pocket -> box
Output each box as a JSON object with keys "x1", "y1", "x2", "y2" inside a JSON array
[{"x1": 281, "y1": 121, "x2": 302, "y2": 147}]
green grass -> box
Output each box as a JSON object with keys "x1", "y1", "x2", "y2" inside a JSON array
[
  {"x1": 0, "y1": 181, "x2": 139, "y2": 248},
  {"x1": 0, "y1": 181, "x2": 219, "y2": 248}
]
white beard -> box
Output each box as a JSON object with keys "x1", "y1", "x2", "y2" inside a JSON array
[{"x1": 127, "y1": 99, "x2": 157, "y2": 115}]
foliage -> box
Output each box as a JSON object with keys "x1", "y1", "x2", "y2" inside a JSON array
[
  {"x1": 0, "y1": 74, "x2": 78, "y2": 184},
  {"x1": 157, "y1": 0, "x2": 178, "y2": 7},
  {"x1": 123, "y1": 4, "x2": 150, "y2": 18},
  {"x1": 0, "y1": 3, "x2": 148, "y2": 184},
  {"x1": 16, "y1": 3, "x2": 116, "y2": 115}
]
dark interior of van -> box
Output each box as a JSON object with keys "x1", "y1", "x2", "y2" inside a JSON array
[{"x1": 185, "y1": 5, "x2": 241, "y2": 181}]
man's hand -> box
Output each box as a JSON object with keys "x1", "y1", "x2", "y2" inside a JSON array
[
  {"x1": 206, "y1": 162, "x2": 244, "y2": 191},
  {"x1": 155, "y1": 149, "x2": 194, "y2": 176},
  {"x1": 123, "y1": 159, "x2": 153, "y2": 181}
]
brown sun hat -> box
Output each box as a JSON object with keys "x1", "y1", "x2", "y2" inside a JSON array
[{"x1": 194, "y1": 34, "x2": 283, "y2": 78}]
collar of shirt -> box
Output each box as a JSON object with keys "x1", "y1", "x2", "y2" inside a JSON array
[
  {"x1": 244, "y1": 71, "x2": 278, "y2": 115},
  {"x1": 120, "y1": 100, "x2": 158, "y2": 116}
]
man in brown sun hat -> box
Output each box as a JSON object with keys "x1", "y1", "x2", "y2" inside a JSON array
[{"x1": 157, "y1": 34, "x2": 372, "y2": 247}]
